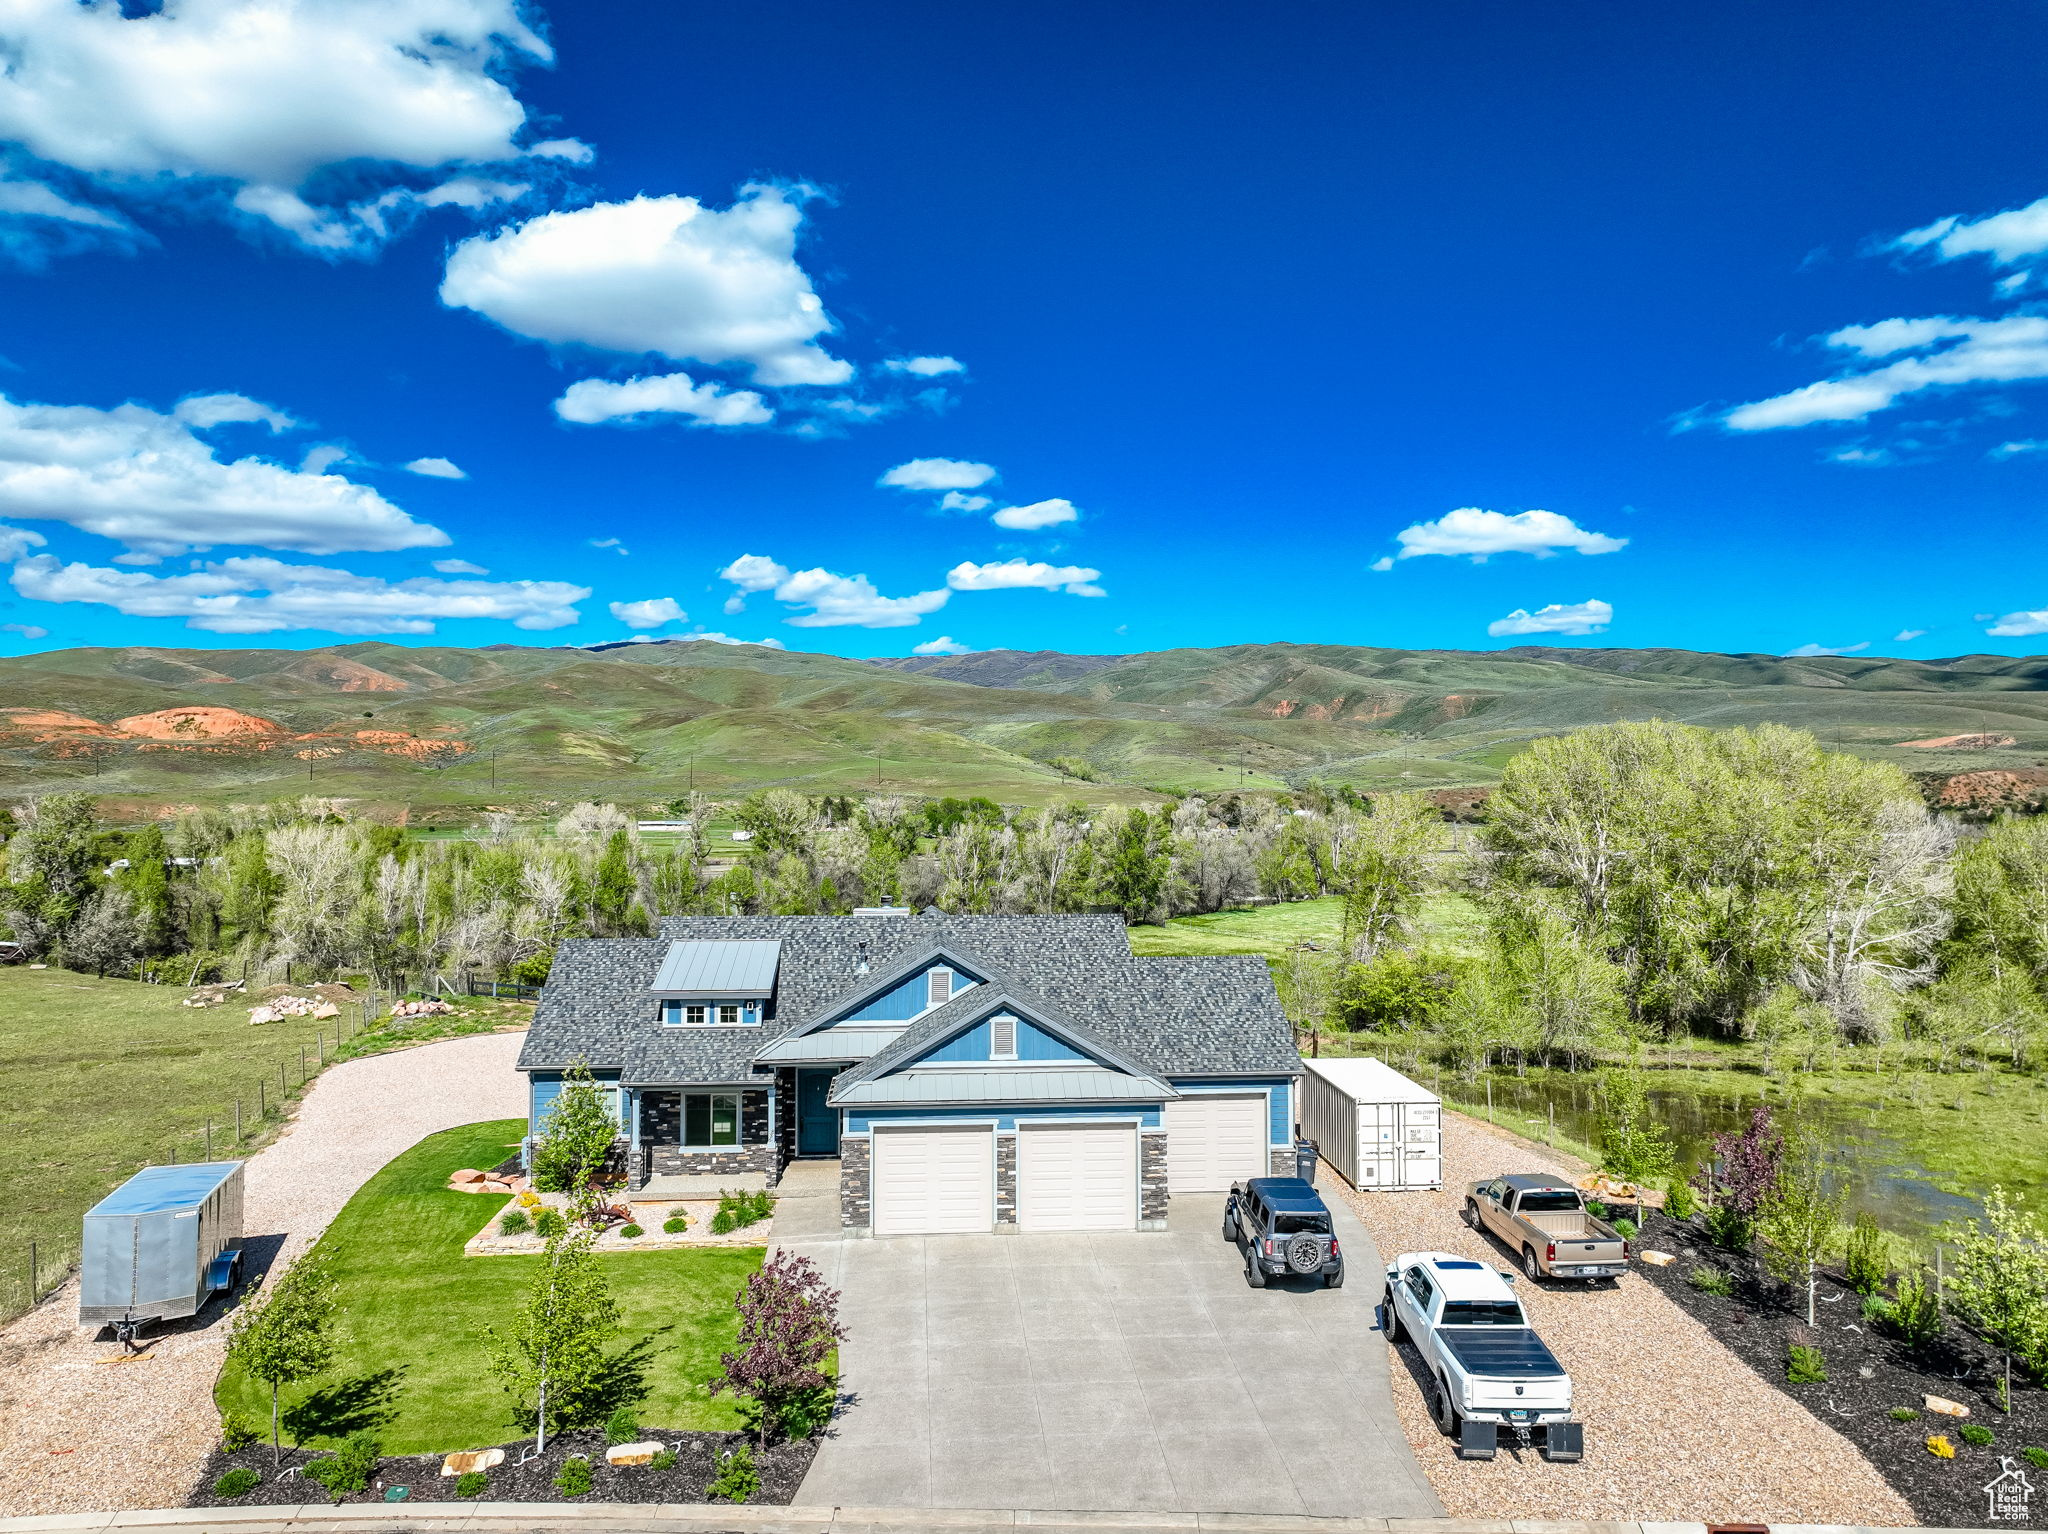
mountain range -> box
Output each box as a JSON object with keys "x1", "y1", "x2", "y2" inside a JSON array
[{"x1": 1, "y1": 638, "x2": 2044, "y2": 807}]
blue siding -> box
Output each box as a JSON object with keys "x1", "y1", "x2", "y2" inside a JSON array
[
  {"x1": 1167, "y1": 1078, "x2": 1295, "y2": 1145},
  {"x1": 829, "y1": 961, "x2": 986, "y2": 1025},
  {"x1": 919, "y1": 1015, "x2": 1089, "y2": 1065},
  {"x1": 527, "y1": 1071, "x2": 621, "y2": 1137},
  {"x1": 848, "y1": 1102, "x2": 1163, "y2": 1133}
]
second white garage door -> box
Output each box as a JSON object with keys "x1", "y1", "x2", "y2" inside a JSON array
[
  {"x1": 1016, "y1": 1122, "x2": 1137, "y2": 1230},
  {"x1": 1163, "y1": 1092, "x2": 1268, "y2": 1192},
  {"x1": 871, "y1": 1125, "x2": 994, "y2": 1235}
]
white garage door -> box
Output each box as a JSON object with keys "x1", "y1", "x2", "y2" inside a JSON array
[
  {"x1": 1017, "y1": 1123, "x2": 1137, "y2": 1231},
  {"x1": 871, "y1": 1126, "x2": 994, "y2": 1235},
  {"x1": 1163, "y1": 1093, "x2": 1268, "y2": 1192}
]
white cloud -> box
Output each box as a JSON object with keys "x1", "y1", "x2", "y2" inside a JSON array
[
  {"x1": 0, "y1": 174, "x2": 127, "y2": 229},
  {"x1": 417, "y1": 177, "x2": 526, "y2": 211},
  {"x1": 938, "y1": 491, "x2": 992, "y2": 513},
  {"x1": 1894, "y1": 629, "x2": 1927, "y2": 642},
  {"x1": 298, "y1": 444, "x2": 350, "y2": 475},
  {"x1": 0, "y1": 521, "x2": 48, "y2": 560},
  {"x1": 883, "y1": 356, "x2": 964, "y2": 377},
  {"x1": 1379, "y1": 507, "x2": 1627, "y2": 565},
  {"x1": 719, "y1": 553, "x2": 790, "y2": 593},
  {"x1": 0, "y1": 0, "x2": 553, "y2": 251},
  {"x1": 405, "y1": 456, "x2": 467, "y2": 479},
  {"x1": 912, "y1": 635, "x2": 973, "y2": 655},
  {"x1": 609, "y1": 596, "x2": 687, "y2": 627},
  {"x1": 433, "y1": 558, "x2": 489, "y2": 575},
  {"x1": 879, "y1": 457, "x2": 996, "y2": 492},
  {"x1": 441, "y1": 186, "x2": 854, "y2": 386},
  {"x1": 1486, "y1": 599, "x2": 1613, "y2": 637},
  {"x1": 0, "y1": 620, "x2": 47, "y2": 639},
  {"x1": 1722, "y1": 314, "x2": 2048, "y2": 430},
  {"x1": 946, "y1": 559, "x2": 1104, "y2": 596},
  {"x1": 1784, "y1": 640, "x2": 1872, "y2": 657},
  {"x1": 1987, "y1": 608, "x2": 2048, "y2": 638},
  {"x1": 553, "y1": 372, "x2": 772, "y2": 428},
  {"x1": 527, "y1": 138, "x2": 592, "y2": 164},
  {"x1": 0, "y1": 391, "x2": 443, "y2": 555},
  {"x1": 11, "y1": 552, "x2": 586, "y2": 635},
  {"x1": 588, "y1": 536, "x2": 629, "y2": 556},
  {"x1": 1894, "y1": 195, "x2": 2048, "y2": 273},
  {"x1": 1990, "y1": 439, "x2": 2048, "y2": 459},
  {"x1": 676, "y1": 631, "x2": 785, "y2": 649},
  {"x1": 990, "y1": 497, "x2": 1079, "y2": 531},
  {"x1": 1827, "y1": 445, "x2": 1895, "y2": 466}
]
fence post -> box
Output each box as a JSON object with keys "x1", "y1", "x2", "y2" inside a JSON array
[
  {"x1": 259, "y1": 1079, "x2": 266, "y2": 1119},
  {"x1": 234, "y1": 1098, "x2": 242, "y2": 1143},
  {"x1": 29, "y1": 1240, "x2": 37, "y2": 1304},
  {"x1": 300, "y1": 1046, "x2": 307, "y2": 1083},
  {"x1": 205, "y1": 1120, "x2": 213, "y2": 1160}
]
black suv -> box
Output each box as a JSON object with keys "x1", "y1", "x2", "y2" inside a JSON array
[{"x1": 1223, "y1": 1176, "x2": 1344, "y2": 1288}]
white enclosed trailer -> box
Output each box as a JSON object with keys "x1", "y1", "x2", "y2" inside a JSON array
[
  {"x1": 80, "y1": 1161, "x2": 244, "y2": 1340},
  {"x1": 1298, "y1": 1057, "x2": 1442, "y2": 1191}
]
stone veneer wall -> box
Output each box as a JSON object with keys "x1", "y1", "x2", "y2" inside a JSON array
[
  {"x1": 1140, "y1": 1131, "x2": 1169, "y2": 1229},
  {"x1": 995, "y1": 1132, "x2": 1018, "y2": 1225},
  {"x1": 638, "y1": 1089, "x2": 776, "y2": 1180},
  {"x1": 840, "y1": 1136, "x2": 871, "y2": 1231},
  {"x1": 773, "y1": 1068, "x2": 798, "y2": 1175}
]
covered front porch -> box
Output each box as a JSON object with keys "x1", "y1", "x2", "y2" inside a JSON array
[{"x1": 618, "y1": 1065, "x2": 848, "y2": 1191}]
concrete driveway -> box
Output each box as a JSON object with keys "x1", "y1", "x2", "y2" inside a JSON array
[{"x1": 785, "y1": 1189, "x2": 1442, "y2": 1517}]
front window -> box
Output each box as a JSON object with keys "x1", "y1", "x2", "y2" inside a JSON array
[
  {"x1": 685, "y1": 1092, "x2": 740, "y2": 1147},
  {"x1": 1440, "y1": 1300, "x2": 1525, "y2": 1326}
]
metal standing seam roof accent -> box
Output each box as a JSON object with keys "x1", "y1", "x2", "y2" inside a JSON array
[
  {"x1": 753, "y1": 1027, "x2": 905, "y2": 1063},
  {"x1": 835, "y1": 1068, "x2": 1175, "y2": 1106},
  {"x1": 651, "y1": 939, "x2": 782, "y2": 996}
]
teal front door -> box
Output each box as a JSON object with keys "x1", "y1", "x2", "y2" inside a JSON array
[{"x1": 797, "y1": 1069, "x2": 841, "y2": 1156}]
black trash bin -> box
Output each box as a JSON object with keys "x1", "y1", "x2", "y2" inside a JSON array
[{"x1": 1294, "y1": 1138, "x2": 1320, "y2": 1183}]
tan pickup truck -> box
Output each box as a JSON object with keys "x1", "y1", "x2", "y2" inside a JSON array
[{"x1": 1464, "y1": 1174, "x2": 1629, "y2": 1283}]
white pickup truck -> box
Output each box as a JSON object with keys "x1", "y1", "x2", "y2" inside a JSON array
[{"x1": 1380, "y1": 1250, "x2": 1583, "y2": 1462}]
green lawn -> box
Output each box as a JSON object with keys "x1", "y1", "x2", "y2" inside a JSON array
[
  {"x1": 1128, "y1": 893, "x2": 1486, "y2": 960},
  {"x1": 215, "y1": 1120, "x2": 763, "y2": 1455},
  {"x1": 0, "y1": 967, "x2": 355, "y2": 1321}
]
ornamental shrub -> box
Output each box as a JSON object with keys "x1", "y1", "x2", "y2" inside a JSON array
[
  {"x1": 1785, "y1": 1344, "x2": 1827, "y2": 1384},
  {"x1": 305, "y1": 1433, "x2": 379, "y2": 1497},
  {"x1": 455, "y1": 1471, "x2": 488, "y2": 1497},
  {"x1": 212, "y1": 1468, "x2": 260, "y2": 1498},
  {"x1": 605, "y1": 1406, "x2": 640, "y2": 1446},
  {"x1": 663, "y1": 1216, "x2": 688, "y2": 1234},
  {"x1": 220, "y1": 1413, "x2": 259, "y2": 1453},
  {"x1": 1845, "y1": 1212, "x2": 1890, "y2": 1296},
  {"x1": 1878, "y1": 1268, "x2": 1945, "y2": 1348},
  {"x1": 498, "y1": 1209, "x2": 531, "y2": 1236},
  {"x1": 1928, "y1": 1434, "x2": 1956, "y2": 1459},
  {"x1": 1665, "y1": 1176, "x2": 1698, "y2": 1222},
  {"x1": 554, "y1": 1456, "x2": 593, "y2": 1497},
  {"x1": 707, "y1": 1445, "x2": 759, "y2": 1504},
  {"x1": 620, "y1": 1222, "x2": 643, "y2": 1239},
  {"x1": 1962, "y1": 1424, "x2": 1995, "y2": 1447},
  {"x1": 2023, "y1": 1446, "x2": 2048, "y2": 1471},
  {"x1": 533, "y1": 1208, "x2": 567, "y2": 1239},
  {"x1": 1688, "y1": 1266, "x2": 1734, "y2": 1296},
  {"x1": 1890, "y1": 1407, "x2": 1920, "y2": 1422},
  {"x1": 1614, "y1": 1218, "x2": 1638, "y2": 1241},
  {"x1": 651, "y1": 1448, "x2": 678, "y2": 1471}
]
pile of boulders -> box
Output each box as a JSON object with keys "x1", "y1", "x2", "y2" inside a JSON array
[
  {"x1": 248, "y1": 994, "x2": 342, "y2": 1025},
  {"x1": 391, "y1": 998, "x2": 456, "y2": 1019},
  {"x1": 448, "y1": 1166, "x2": 529, "y2": 1196},
  {"x1": 183, "y1": 980, "x2": 245, "y2": 1009}
]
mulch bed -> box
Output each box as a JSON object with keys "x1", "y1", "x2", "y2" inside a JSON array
[
  {"x1": 186, "y1": 1426, "x2": 817, "y2": 1508},
  {"x1": 1632, "y1": 1207, "x2": 2048, "y2": 1529}
]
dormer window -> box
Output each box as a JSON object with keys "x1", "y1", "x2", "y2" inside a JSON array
[
  {"x1": 661, "y1": 1000, "x2": 760, "y2": 1026},
  {"x1": 927, "y1": 968, "x2": 953, "y2": 1007}
]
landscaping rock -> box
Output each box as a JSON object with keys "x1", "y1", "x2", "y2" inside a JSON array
[
  {"x1": 1923, "y1": 1395, "x2": 1970, "y2": 1418},
  {"x1": 1639, "y1": 1249, "x2": 1676, "y2": 1267},
  {"x1": 480, "y1": 1180, "x2": 513, "y2": 1193},
  {"x1": 440, "y1": 1448, "x2": 504, "y2": 1477},
  {"x1": 449, "y1": 1169, "x2": 486, "y2": 1184},
  {"x1": 604, "y1": 1441, "x2": 662, "y2": 1466}
]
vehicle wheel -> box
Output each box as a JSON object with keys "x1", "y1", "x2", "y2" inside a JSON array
[
  {"x1": 1245, "y1": 1255, "x2": 1267, "y2": 1288},
  {"x1": 1463, "y1": 1200, "x2": 1481, "y2": 1230},
  {"x1": 1222, "y1": 1215, "x2": 1239, "y2": 1243},
  {"x1": 1431, "y1": 1376, "x2": 1460, "y2": 1437},
  {"x1": 1381, "y1": 1297, "x2": 1403, "y2": 1342},
  {"x1": 1523, "y1": 1245, "x2": 1543, "y2": 1282}
]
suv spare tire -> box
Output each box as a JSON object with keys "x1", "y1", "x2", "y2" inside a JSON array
[{"x1": 1286, "y1": 1234, "x2": 1323, "y2": 1274}]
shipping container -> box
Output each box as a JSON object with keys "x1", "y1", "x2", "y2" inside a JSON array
[
  {"x1": 80, "y1": 1162, "x2": 244, "y2": 1336},
  {"x1": 1298, "y1": 1057, "x2": 1442, "y2": 1191}
]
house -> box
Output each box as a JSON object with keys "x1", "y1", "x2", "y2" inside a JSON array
[{"x1": 516, "y1": 912, "x2": 1301, "y2": 1235}]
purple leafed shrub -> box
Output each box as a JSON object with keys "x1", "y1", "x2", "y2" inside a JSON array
[
  {"x1": 1691, "y1": 1106, "x2": 1784, "y2": 1246},
  {"x1": 712, "y1": 1249, "x2": 849, "y2": 1446}
]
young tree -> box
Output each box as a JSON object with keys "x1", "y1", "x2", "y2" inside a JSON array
[
  {"x1": 482, "y1": 1228, "x2": 622, "y2": 1452},
  {"x1": 712, "y1": 1249, "x2": 847, "y2": 1447},
  {"x1": 226, "y1": 1248, "x2": 337, "y2": 1465},
  {"x1": 1754, "y1": 1134, "x2": 1846, "y2": 1325},
  {"x1": 1943, "y1": 1186, "x2": 2048, "y2": 1411},
  {"x1": 1596, "y1": 1072, "x2": 1676, "y2": 1191},
  {"x1": 1277, "y1": 947, "x2": 1341, "y2": 1057},
  {"x1": 530, "y1": 1059, "x2": 620, "y2": 1196},
  {"x1": 1691, "y1": 1105, "x2": 1784, "y2": 1250}
]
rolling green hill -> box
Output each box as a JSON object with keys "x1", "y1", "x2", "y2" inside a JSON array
[{"x1": 2, "y1": 637, "x2": 2045, "y2": 806}]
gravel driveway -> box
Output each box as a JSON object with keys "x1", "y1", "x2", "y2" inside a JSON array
[
  {"x1": 0, "y1": 1030, "x2": 527, "y2": 1519},
  {"x1": 1325, "y1": 1108, "x2": 1916, "y2": 1526}
]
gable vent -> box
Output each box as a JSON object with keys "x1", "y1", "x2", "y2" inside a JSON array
[
  {"x1": 990, "y1": 1013, "x2": 1018, "y2": 1059},
  {"x1": 926, "y1": 967, "x2": 953, "y2": 1007}
]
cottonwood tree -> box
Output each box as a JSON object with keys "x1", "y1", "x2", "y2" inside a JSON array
[
  {"x1": 713, "y1": 1250, "x2": 847, "y2": 1447},
  {"x1": 226, "y1": 1248, "x2": 336, "y2": 1465},
  {"x1": 483, "y1": 1228, "x2": 621, "y2": 1452},
  {"x1": 1944, "y1": 1187, "x2": 2048, "y2": 1411},
  {"x1": 63, "y1": 888, "x2": 142, "y2": 977},
  {"x1": 265, "y1": 823, "x2": 361, "y2": 977},
  {"x1": 1338, "y1": 793, "x2": 1443, "y2": 960},
  {"x1": 1755, "y1": 1134, "x2": 1845, "y2": 1326}
]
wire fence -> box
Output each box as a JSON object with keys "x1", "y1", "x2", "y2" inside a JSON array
[{"x1": 0, "y1": 980, "x2": 482, "y2": 1328}]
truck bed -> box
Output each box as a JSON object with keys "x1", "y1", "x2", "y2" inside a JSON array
[{"x1": 1438, "y1": 1327, "x2": 1567, "y2": 1379}]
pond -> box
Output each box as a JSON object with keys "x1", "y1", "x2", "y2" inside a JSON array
[{"x1": 1424, "y1": 1065, "x2": 1990, "y2": 1248}]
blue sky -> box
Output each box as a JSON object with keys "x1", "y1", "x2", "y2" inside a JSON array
[{"x1": 1, "y1": 0, "x2": 2046, "y2": 661}]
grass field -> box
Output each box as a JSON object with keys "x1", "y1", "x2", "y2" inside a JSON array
[
  {"x1": 1127, "y1": 893, "x2": 1487, "y2": 960},
  {"x1": 215, "y1": 1121, "x2": 762, "y2": 1455},
  {"x1": 0, "y1": 967, "x2": 358, "y2": 1321}
]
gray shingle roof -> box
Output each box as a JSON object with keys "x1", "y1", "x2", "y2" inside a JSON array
[{"x1": 517, "y1": 913, "x2": 1296, "y2": 1088}]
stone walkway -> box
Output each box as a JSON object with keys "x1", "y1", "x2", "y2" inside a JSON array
[{"x1": 0, "y1": 1032, "x2": 528, "y2": 1519}]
